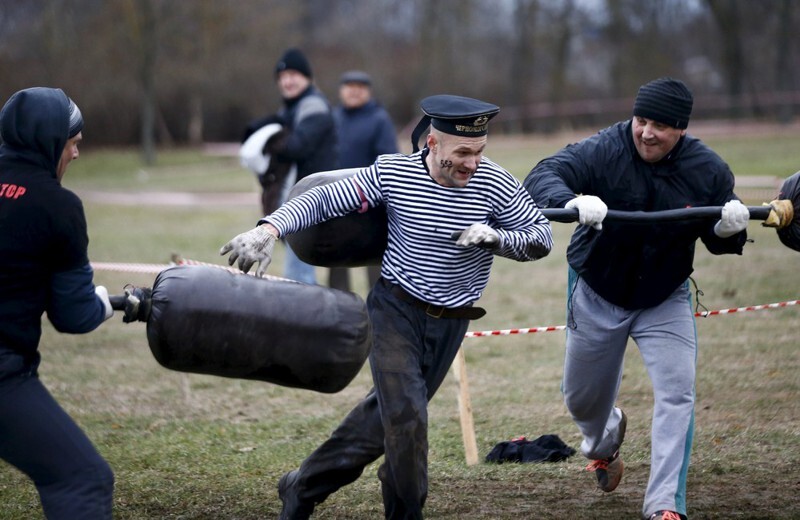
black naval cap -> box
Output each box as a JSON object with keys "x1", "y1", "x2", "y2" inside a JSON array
[{"x1": 411, "y1": 94, "x2": 500, "y2": 152}]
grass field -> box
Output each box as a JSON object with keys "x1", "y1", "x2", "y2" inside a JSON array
[{"x1": 1, "y1": 128, "x2": 799, "y2": 519}]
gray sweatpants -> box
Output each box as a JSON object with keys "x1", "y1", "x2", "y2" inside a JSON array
[{"x1": 565, "y1": 273, "x2": 695, "y2": 519}]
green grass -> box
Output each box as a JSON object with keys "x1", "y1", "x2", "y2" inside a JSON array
[
  {"x1": 700, "y1": 132, "x2": 800, "y2": 178},
  {"x1": 485, "y1": 124, "x2": 800, "y2": 181},
  {"x1": 2, "y1": 130, "x2": 799, "y2": 519},
  {"x1": 67, "y1": 147, "x2": 252, "y2": 192}
]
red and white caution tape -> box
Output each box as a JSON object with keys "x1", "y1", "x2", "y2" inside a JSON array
[
  {"x1": 464, "y1": 300, "x2": 799, "y2": 338},
  {"x1": 88, "y1": 259, "x2": 798, "y2": 337},
  {"x1": 465, "y1": 325, "x2": 566, "y2": 338},
  {"x1": 695, "y1": 299, "x2": 798, "y2": 317}
]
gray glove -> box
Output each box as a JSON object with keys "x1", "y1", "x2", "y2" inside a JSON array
[
  {"x1": 565, "y1": 195, "x2": 607, "y2": 230},
  {"x1": 714, "y1": 200, "x2": 749, "y2": 237},
  {"x1": 455, "y1": 223, "x2": 501, "y2": 250},
  {"x1": 219, "y1": 225, "x2": 277, "y2": 277}
]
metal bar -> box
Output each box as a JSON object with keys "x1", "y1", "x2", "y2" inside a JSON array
[{"x1": 540, "y1": 205, "x2": 773, "y2": 223}]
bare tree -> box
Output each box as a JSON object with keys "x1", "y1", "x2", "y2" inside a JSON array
[
  {"x1": 546, "y1": 0, "x2": 575, "y2": 133},
  {"x1": 1, "y1": 0, "x2": 797, "y2": 150},
  {"x1": 775, "y1": 0, "x2": 794, "y2": 122},
  {"x1": 705, "y1": 0, "x2": 745, "y2": 117},
  {"x1": 507, "y1": 0, "x2": 538, "y2": 133},
  {"x1": 118, "y1": 0, "x2": 159, "y2": 164}
]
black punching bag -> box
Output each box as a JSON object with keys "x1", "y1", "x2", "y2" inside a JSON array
[
  {"x1": 142, "y1": 266, "x2": 371, "y2": 393},
  {"x1": 285, "y1": 168, "x2": 388, "y2": 267}
]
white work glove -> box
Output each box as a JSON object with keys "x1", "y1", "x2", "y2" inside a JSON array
[
  {"x1": 95, "y1": 285, "x2": 113, "y2": 321},
  {"x1": 219, "y1": 225, "x2": 277, "y2": 277},
  {"x1": 455, "y1": 223, "x2": 501, "y2": 250},
  {"x1": 714, "y1": 200, "x2": 749, "y2": 238},
  {"x1": 565, "y1": 195, "x2": 607, "y2": 230}
]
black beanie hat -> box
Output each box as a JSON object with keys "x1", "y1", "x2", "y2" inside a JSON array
[
  {"x1": 275, "y1": 48, "x2": 313, "y2": 79},
  {"x1": 633, "y1": 77, "x2": 693, "y2": 129}
]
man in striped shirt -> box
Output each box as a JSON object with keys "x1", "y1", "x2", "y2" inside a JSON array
[{"x1": 221, "y1": 95, "x2": 553, "y2": 519}]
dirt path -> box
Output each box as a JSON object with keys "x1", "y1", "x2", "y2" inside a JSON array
[{"x1": 76, "y1": 190, "x2": 257, "y2": 206}]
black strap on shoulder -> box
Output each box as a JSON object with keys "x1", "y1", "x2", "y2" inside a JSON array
[{"x1": 410, "y1": 115, "x2": 431, "y2": 153}]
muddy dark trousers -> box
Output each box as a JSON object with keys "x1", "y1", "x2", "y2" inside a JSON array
[
  {"x1": 0, "y1": 351, "x2": 114, "y2": 520},
  {"x1": 283, "y1": 279, "x2": 471, "y2": 519}
]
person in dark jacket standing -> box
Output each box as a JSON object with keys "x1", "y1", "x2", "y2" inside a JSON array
[
  {"x1": 242, "y1": 48, "x2": 338, "y2": 284},
  {"x1": 0, "y1": 87, "x2": 115, "y2": 519},
  {"x1": 524, "y1": 77, "x2": 749, "y2": 520},
  {"x1": 328, "y1": 70, "x2": 399, "y2": 292}
]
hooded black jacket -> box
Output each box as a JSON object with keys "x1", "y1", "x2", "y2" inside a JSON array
[
  {"x1": 524, "y1": 120, "x2": 747, "y2": 309},
  {"x1": 0, "y1": 87, "x2": 106, "y2": 364}
]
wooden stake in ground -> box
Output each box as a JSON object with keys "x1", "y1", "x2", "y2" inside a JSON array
[{"x1": 452, "y1": 346, "x2": 479, "y2": 465}]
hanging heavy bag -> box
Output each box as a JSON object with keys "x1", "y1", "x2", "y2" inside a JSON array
[
  {"x1": 285, "y1": 168, "x2": 388, "y2": 267},
  {"x1": 119, "y1": 265, "x2": 372, "y2": 394}
]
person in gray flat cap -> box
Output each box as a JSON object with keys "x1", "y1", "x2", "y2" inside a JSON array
[
  {"x1": 328, "y1": 70, "x2": 399, "y2": 293},
  {"x1": 524, "y1": 77, "x2": 749, "y2": 520},
  {"x1": 221, "y1": 94, "x2": 553, "y2": 519}
]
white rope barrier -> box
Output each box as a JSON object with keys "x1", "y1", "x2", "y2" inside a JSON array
[
  {"x1": 90, "y1": 261, "x2": 171, "y2": 274},
  {"x1": 90, "y1": 258, "x2": 292, "y2": 282}
]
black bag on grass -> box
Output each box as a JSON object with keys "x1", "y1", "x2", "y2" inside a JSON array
[{"x1": 485, "y1": 435, "x2": 576, "y2": 463}]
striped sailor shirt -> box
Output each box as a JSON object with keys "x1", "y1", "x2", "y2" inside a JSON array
[{"x1": 264, "y1": 150, "x2": 552, "y2": 308}]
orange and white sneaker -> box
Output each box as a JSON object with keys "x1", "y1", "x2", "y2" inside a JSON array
[
  {"x1": 648, "y1": 511, "x2": 686, "y2": 520},
  {"x1": 586, "y1": 450, "x2": 624, "y2": 492},
  {"x1": 586, "y1": 410, "x2": 627, "y2": 492}
]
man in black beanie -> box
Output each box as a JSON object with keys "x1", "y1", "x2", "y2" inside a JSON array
[
  {"x1": 274, "y1": 48, "x2": 314, "y2": 81},
  {"x1": 241, "y1": 47, "x2": 337, "y2": 285},
  {"x1": 524, "y1": 77, "x2": 750, "y2": 520}
]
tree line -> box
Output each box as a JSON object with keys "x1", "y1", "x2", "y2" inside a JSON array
[{"x1": 0, "y1": 0, "x2": 797, "y2": 162}]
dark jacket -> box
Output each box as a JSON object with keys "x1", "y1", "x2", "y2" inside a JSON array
[
  {"x1": 0, "y1": 88, "x2": 106, "y2": 364},
  {"x1": 244, "y1": 85, "x2": 337, "y2": 182},
  {"x1": 524, "y1": 120, "x2": 747, "y2": 309},
  {"x1": 333, "y1": 99, "x2": 397, "y2": 168}
]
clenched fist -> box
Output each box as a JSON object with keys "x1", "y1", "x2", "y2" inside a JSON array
[
  {"x1": 714, "y1": 200, "x2": 749, "y2": 238},
  {"x1": 565, "y1": 195, "x2": 607, "y2": 230}
]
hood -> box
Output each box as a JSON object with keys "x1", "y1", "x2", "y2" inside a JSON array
[{"x1": 0, "y1": 87, "x2": 70, "y2": 178}]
